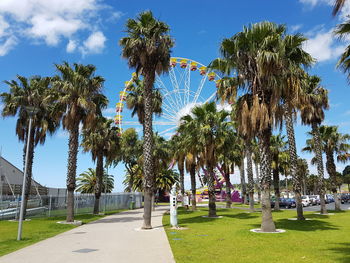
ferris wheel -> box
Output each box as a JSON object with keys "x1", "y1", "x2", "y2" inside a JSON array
[{"x1": 115, "y1": 57, "x2": 222, "y2": 136}]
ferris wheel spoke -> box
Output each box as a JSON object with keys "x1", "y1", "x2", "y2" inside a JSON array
[
  {"x1": 162, "y1": 101, "x2": 178, "y2": 117},
  {"x1": 169, "y1": 67, "x2": 183, "y2": 108},
  {"x1": 193, "y1": 72, "x2": 209, "y2": 104},
  {"x1": 158, "y1": 125, "x2": 177, "y2": 136},
  {"x1": 205, "y1": 91, "x2": 217, "y2": 103},
  {"x1": 155, "y1": 78, "x2": 178, "y2": 112},
  {"x1": 184, "y1": 65, "x2": 191, "y2": 105},
  {"x1": 161, "y1": 112, "x2": 178, "y2": 122}
]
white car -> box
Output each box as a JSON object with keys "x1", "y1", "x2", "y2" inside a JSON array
[{"x1": 301, "y1": 196, "x2": 311, "y2": 207}]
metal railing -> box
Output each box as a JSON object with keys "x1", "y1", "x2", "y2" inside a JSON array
[{"x1": 0, "y1": 192, "x2": 142, "y2": 220}]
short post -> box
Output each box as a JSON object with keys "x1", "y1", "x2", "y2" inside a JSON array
[
  {"x1": 48, "y1": 195, "x2": 52, "y2": 217},
  {"x1": 170, "y1": 184, "x2": 178, "y2": 227}
]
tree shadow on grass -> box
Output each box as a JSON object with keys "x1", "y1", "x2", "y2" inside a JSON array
[
  {"x1": 325, "y1": 242, "x2": 350, "y2": 263},
  {"x1": 221, "y1": 213, "x2": 260, "y2": 220},
  {"x1": 248, "y1": 218, "x2": 339, "y2": 232},
  {"x1": 275, "y1": 218, "x2": 339, "y2": 231}
]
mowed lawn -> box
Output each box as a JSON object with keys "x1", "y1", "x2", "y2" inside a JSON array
[
  {"x1": 0, "y1": 210, "x2": 124, "y2": 257},
  {"x1": 163, "y1": 207, "x2": 350, "y2": 263}
]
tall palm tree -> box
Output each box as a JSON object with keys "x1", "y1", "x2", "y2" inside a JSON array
[
  {"x1": 178, "y1": 102, "x2": 229, "y2": 217},
  {"x1": 270, "y1": 134, "x2": 288, "y2": 211},
  {"x1": 77, "y1": 168, "x2": 114, "y2": 193},
  {"x1": 300, "y1": 75, "x2": 329, "y2": 214},
  {"x1": 211, "y1": 22, "x2": 291, "y2": 231},
  {"x1": 281, "y1": 33, "x2": 314, "y2": 220},
  {"x1": 119, "y1": 11, "x2": 174, "y2": 229},
  {"x1": 1, "y1": 75, "x2": 60, "y2": 217},
  {"x1": 303, "y1": 125, "x2": 350, "y2": 211},
  {"x1": 53, "y1": 62, "x2": 107, "y2": 222},
  {"x1": 252, "y1": 137, "x2": 262, "y2": 203},
  {"x1": 81, "y1": 117, "x2": 119, "y2": 214}
]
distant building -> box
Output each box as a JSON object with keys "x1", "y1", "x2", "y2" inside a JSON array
[{"x1": 0, "y1": 156, "x2": 48, "y2": 196}]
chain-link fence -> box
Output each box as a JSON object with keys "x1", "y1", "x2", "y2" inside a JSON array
[{"x1": 0, "y1": 192, "x2": 143, "y2": 220}]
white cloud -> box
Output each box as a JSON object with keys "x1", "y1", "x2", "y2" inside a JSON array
[
  {"x1": 66, "y1": 40, "x2": 77, "y2": 53},
  {"x1": 102, "y1": 107, "x2": 116, "y2": 115},
  {"x1": 344, "y1": 110, "x2": 350, "y2": 115},
  {"x1": 290, "y1": 24, "x2": 303, "y2": 33},
  {"x1": 299, "y1": 0, "x2": 350, "y2": 21},
  {"x1": 0, "y1": 35, "x2": 17, "y2": 56},
  {"x1": 80, "y1": 31, "x2": 106, "y2": 55},
  {"x1": 0, "y1": 0, "x2": 119, "y2": 56},
  {"x1": 304, "y1": 28, "x2": 346, "y2": 62}
]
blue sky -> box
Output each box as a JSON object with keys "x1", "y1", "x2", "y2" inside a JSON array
[{"x1": 0, "y1": 0, "x2": 350, "y2": 191}]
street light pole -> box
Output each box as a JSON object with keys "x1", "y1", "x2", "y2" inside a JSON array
[{"x1": 17, "y1": 116, "x2": 33, "y2": 241}]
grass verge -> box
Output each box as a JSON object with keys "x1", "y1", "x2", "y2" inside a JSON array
[
  {"x1": 163, "y1": 207, "x2": 350, "y2": 263},
  {"x1": 0, "y1": 209, "x2": 124, "y2": 257}
]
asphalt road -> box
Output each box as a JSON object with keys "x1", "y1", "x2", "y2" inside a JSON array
[{"x1": 299, "y1": 202, "x2": 350, "y2": 212}]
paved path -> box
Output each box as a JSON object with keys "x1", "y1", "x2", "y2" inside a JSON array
[{"x1": 0, "y1": 207, "x2": 175, "y2": 263}]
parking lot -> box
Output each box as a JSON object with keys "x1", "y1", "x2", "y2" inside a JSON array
[{"x1": 301, "y1": 202, "x2": 350, "y2": 212}]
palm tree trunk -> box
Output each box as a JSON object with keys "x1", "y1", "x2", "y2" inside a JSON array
[
  {"x1": 311, "y1": 123, "x2": 327, "y2": 214},
  {"x1": 190, "y1": 163, "x2": 197, "y2": 211},
  {"x1": 255, "y1": 162, "x2": 261, "y2": 203},
  {"x1": 23, "y1": 127, "x2": 35, "y2": 219},
  {"x1": 66, "y1": 121, "x2": 79, "y2": 222},
  {"x1": 222, "y1": 163, "x2": 232, "y2": 208},
  {"x1": 178, "y1": 156, "x2": 185, "y2": 202},
  {"x1": 246, "y1": 143, "x2": 255, "y2": 212},
  {"x1": 142, "y1": 70, "x2": 156, "y2": 229},
  {"x1": 94, "y1": 153, "x2": 103, "y2": 214},
  {"x1": 272, "y1": 165, "x2": 280, "y2": 211},
  {"x1": 239, "y1": 160, "x2": 247, "y2": 204},
  {"x1": 207, "y1": 166, "x2": 217, "y2": 217},
  {"x1": 285, "y1": 107, "x2": 304, "y2": 220},
  {"x1": 258, "y1": 128, "x2": 276, "y2": 232},
  {"x1": 325, "y1": 150, "x2": 341, "y2": 211}
]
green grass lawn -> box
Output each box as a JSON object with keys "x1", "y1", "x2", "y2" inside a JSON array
[
  {"x1": 0, "y1": 210, "x2": 124, "y2": 257},
  {"x1": 163, "y1": 207, "x2": 350, "y2": 263}
]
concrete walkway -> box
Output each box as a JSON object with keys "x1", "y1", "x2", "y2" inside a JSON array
[{"x1": 0, "y1": 207, "x2": 175, "y2": 263}]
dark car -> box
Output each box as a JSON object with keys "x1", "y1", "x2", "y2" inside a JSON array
[
  {"x1": 341, "y1": 193, "x2": 350, "y2": 204},
  {"x1": 271, "y1": 198, "x2": 296, "y2": 209}
]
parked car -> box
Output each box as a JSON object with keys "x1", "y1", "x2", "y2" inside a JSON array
[
  {"x1": 326, "y1": 194, "x2": 334, "y2": 203},
  {"x1": 271, "y1": 198, "x2": 296, "y2": 209},
  {"x1": 308, "y1": 195, "x2": 320, "y2": 205},
  {"x1": 301, "y1": 195, "x2": 311, "y2": 207},
  {"x1": 280, "y1": 198, "x2": 296, "y2": 208},
  {"x1": 341, "y1": 193, "x2": 350, "y2": 204}
]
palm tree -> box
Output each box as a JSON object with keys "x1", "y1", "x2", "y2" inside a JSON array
[
  {"x1": 252, "y1": 138, "x2": 262, "y2": 203},
  {"x1": 211, "y1": 22, "x2": 290, "y2": 232},
  {"x1": 303, "y1": 125, "x2": 350, "y2": 211},
  {"x1": 281, "y1": 33, "x2": 314, "y2": 220},
  {"x1": 1, "y1": 75, "x2": 60, "y2": 217},
  {"x1": 334, "y1": 18, "x2": 350, "y2": 80},
  {"x1": 300, "y1": 75, "x2": 329, "y2": 214},
  {"x1": 53, "y1": 62, "x2": 107, "y2": 222},
  {"x1": 169, "y1": 134, "x2": 186, "y2": 197},
  {"x1": 178, "y1": 102, "x2": 229, "y2": 217},
  {"x1": 126, "y1": 76, "x2": 163, "y2": 125},
  {"x1": 113, "y1": 128, "x2": 142, "y2": 192},
  {"x1": 77, "y1": 168, "x2": 114, "y2": 193},
  {"x1": 217, "y1": 126, "x2": 240, "y2": 208},
  {"x1": 270, "y1": 134, "x2": 288, "y2": 211},
  {"x1": 333, "y1": 0, "x2": 346, "y2": 16},
  {"x1": 119, "y1": 11, "x2": 174, "y2": 229},
  {"x1": 81, "y1": 117, "x2": 119, "y2": 214}
]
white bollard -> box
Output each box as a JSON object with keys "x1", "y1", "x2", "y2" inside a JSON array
[{"x1": 170, "y1": 184, "x2": 178, "y2": 227}]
